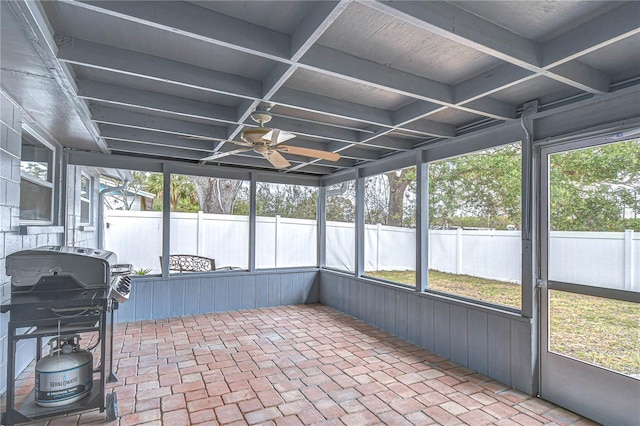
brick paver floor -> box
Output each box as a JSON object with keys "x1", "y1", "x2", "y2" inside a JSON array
[{"x1": 3, "y1": 304, "x2": 598, "y2": 425}]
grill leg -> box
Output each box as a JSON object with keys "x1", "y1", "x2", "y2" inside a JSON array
[{"x1": 107, "y1": 304, "x2": 118, "y2": 383}]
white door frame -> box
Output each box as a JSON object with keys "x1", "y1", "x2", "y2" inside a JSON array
[{"x1": 538, "y1": 134, "x2": 640, "y2": 425}]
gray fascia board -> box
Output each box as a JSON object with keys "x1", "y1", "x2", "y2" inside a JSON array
[
  {"x1": 541, "y1": 2, "x2": 640, "y2": 68},
  {"x1": 77, "y1": 80, "x2": 238, "y2": 124},
  {"x1": 91, "y1": 106, "x2": 228, "y2": 140},
  {"x1": 357, "y1": 150, "x2": 417, "y2": 179},
  {"x1": 57, "y1": 37, "x2": 262, "y2": 100},
  {"x1": 321, "y1": 169, "x2": 358, "y2": 187},
  {"x1": 69, "y1": 0, "x2": 290, "y2": 61}
]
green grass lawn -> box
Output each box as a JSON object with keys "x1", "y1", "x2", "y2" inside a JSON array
[{"x1": 367, "y1": 269, "x2": 640, "y2": 376}]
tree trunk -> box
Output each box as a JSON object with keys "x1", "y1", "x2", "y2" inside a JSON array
[
  {"x1": 385, "y1": 170, "x2": 411, "y2": 227},
  {"x1": 190, "y1": 176, "x2": 242, "y2": 214}
]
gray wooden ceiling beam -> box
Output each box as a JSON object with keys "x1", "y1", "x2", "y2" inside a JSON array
[
  {"x1": 106, "y1": 140, "x2": 208, "y2": 161},
  {"x1": 91, "y1": 106, "x2": 228, "y2": 140},
  {"x1": 100, "y1": 125, "x2": 215, "y2": 152},
  {"x1": 271, "y1": 87, "x2": 393, "y2": 127},
  {"x1": 68, "y1": 0, "x2": 290, "y2": 60},
  {"x1": 57, "y1": 37, "x2": 262, "y2": 99},
  {"x1": 541, "y1": 2, "x2": 640, "y2": 68},
  {"x1": 365, "y1": 0, "x2": 613, "y2": 94},
  {"x1": 77, "y1": 80, "x2": 238, "y2": 125}
]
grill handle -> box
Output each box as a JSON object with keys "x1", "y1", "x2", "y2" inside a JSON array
[{"x1": 111, "y1": 264, "x2": 133, "y2": 275}]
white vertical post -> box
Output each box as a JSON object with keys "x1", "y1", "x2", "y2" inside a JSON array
[
  {"x1": 275, "y1": 215, "x2": 280, "y2": 268},
  {"x1": 624, "y1": 229, "x2": 634, "y2": 290},
  {"x1": 456, "y1": 227, "x2": 463, "y2": 274},
  {"x1": 376, "y1": 223, "x2": 382, "y2": 271},
  {"x1": 197, "y1": 211, "x2": 204, "y2": 256}
]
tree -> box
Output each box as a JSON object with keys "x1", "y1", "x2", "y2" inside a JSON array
[
  {"x1": 550, "y1": 140, "x2": 640, "y2": 231},
  {"x1": 190, "y1": 176, "x2": 243, "y2": 214},
  {"x1": 429, "y1": 143, "x2": 522, "y2": 229},
  {"x1": 256, "y1": 183, "x2": 317, "y2": 220}
]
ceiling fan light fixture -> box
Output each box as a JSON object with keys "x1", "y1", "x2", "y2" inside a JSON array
[{"x1": 241, "y1": 128, "x2": 270, "y2": 144}]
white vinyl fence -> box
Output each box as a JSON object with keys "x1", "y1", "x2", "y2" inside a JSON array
[{"x1": 105, "y1": 211, "x2": 639, "y2": 291}]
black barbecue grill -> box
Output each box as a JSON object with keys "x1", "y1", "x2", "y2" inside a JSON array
[{"x1": 1, "y1": 246, "x2": 132, "y2": 425}]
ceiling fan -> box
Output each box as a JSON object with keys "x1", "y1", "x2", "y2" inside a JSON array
[{"x1": 196, "y1": 107, "x2": 340, "y2": 169}]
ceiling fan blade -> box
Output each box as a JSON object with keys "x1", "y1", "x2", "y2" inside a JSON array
[
  {"x1": 262, "y1": 129, "x2": 296, "y2": 145},
  {"x1": 200, "y1": 147, "x2": 252, "y2": 162},
  {"x1": 261, "y1": 149, "x2": 291, "y2": 169},
  {"x1": 277, "y1": 145, "x2": 340, "y2": 162}
]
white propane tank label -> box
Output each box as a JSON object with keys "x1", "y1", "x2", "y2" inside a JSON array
[{"x1": 35, "y1": 357, "x2": 93, "y2": 407}]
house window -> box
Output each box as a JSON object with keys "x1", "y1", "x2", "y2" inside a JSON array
[
  {"x1": 20, "y1": 135, "x2": 54, "y2": 222},
  {"x1": 80, "y1": 173, "x2": 92, "y2": 224}
]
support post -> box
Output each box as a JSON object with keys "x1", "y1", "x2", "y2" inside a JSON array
[
  {"x1": 416, "y1": 153, "x2": 429, "y2": 292},
  {"x1": 197, "y1": 210, "x2": 204, "y2": 256},
  {"x1": 249, "y1": 173, "x2": 256, "y2": 272},
  {"x1": 355, "y1": 173, "x2": 365, "y2": 277},
  {"x1": 161, "y1": 163, "x2": 171, "y2": 278},
  {"x1": 624, "y1": 229, "x2": 635, "y2": 290}
]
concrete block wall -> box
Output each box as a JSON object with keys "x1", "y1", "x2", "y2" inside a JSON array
[{"x1": 0, "y1": 91, "x2": 65, "y2": 395}]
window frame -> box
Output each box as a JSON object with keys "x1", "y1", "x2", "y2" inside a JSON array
[
  {"x1": 79, "y1": 172, "x2": 93, "y2": 225},
  {"x1": 19, "y1": 131, "x2": 56, "y2": 225}
]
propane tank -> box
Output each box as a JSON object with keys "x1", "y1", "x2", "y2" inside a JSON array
[{"x1": 35, "y1": 335, "x2": 93, "y2": 407}]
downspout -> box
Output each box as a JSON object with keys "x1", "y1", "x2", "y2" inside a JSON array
[{"x1": 98, "y1": 179, "x2": 130, "y2": 250}]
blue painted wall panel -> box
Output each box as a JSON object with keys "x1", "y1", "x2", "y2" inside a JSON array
[
  {"x1": 227, "y1": 276, "x2": 243, "y2": 311},
  {"x1": 395, "y1": 291, "x2": 409, "y2": 341},
  {"x1": 241, "y1": 276, "x2": 255, "y2": 309},
  {"x1": 152, "y1": 280, "x2": 170, "y2": 319},
  {"x1": 214, "y1": 278, "x2": 229, "y2": 312},
  {"x1": 199, "y1": 282, "x2": 214, "y2": 315},
  {"x1": 434, "y1": 302, "x2": 450, "y2": 358},
  {"x1": 449, "y1": 305, "x2": 468, "y2": 366},
  {"x1": 468, "y1": 310, "x2": 489, "y2": 375},
  {"x1": 268, "y1": 275, "x2": 280, "y2": 307},
  {"x1": 420, "y1": 297, "x2": 435, "y2": 352},
  {"x1": 136, "y1": 280, "x2": 155, "y2": 320},
  {"x1": 184, "y1": 279, "x2": 201, "y2": 316},
  {"x1": 407, "y1": 294, "x2": 420, "y2": 345},
  {"x1": 280, "y1": 274, "x2": 293, "y2": 306},
  {"x1": 255, "y1": 275, "x2": 269, "y2": 308},
  {"x1": 488, "y1": 315, "x2": 511, "y2": 385},
  {"x1": 168, "y1": 279, "x2": 185, "y2": 318}
]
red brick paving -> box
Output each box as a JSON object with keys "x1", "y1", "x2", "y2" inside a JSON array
[{"x1": 3, "y1": 304, "x2": 599, "y2": 425}]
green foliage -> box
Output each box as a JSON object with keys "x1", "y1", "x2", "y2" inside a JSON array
[
  {"x1": 133, "y1": 267, "x2": 152, "y2": 275},
  {"x1": 326, "y1": 181, "x2": 355, "y2": 222},
  {"x1": 550, "y1": 140, "x2": 640, "y2": 231},
  {"x1": 429, "y1": 143, "x2": 522, "y2": 229},
  {"x1": 256, "y1": 183, "x2": 318, "y2": 220}
]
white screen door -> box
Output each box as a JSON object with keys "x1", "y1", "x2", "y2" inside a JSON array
[{"x1": 539, "y1": 134, "x2": 640, "y2": 425}]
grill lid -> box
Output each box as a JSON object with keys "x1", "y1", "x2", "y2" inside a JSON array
[{"x1": 6, "y1": 246, "x2": 117, "y2": 288}]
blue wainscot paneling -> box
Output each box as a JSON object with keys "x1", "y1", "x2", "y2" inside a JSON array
[
  {"x1": 116, "y1": 269, "x2": 320, "y2": 323},
  {"x1": 319, "y1": 270, "x2": 535, "y2": 395}
]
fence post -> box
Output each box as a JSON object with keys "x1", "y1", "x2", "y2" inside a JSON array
[
  {"x1": 624, "y1": 229, "x2": 635, "y2": 290},
  {"x1": 456, "y1": 228, "x2": 463, "y2": 274},
  {"x1": 197, "y1": 211, "x2": 204, "y2": 256},
  {"x1": 275, "y1": 215, "x2": 280, "y2": 268},
  {"x1": 376, "y1": 223, "x2": 382, "y2": 271}
]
